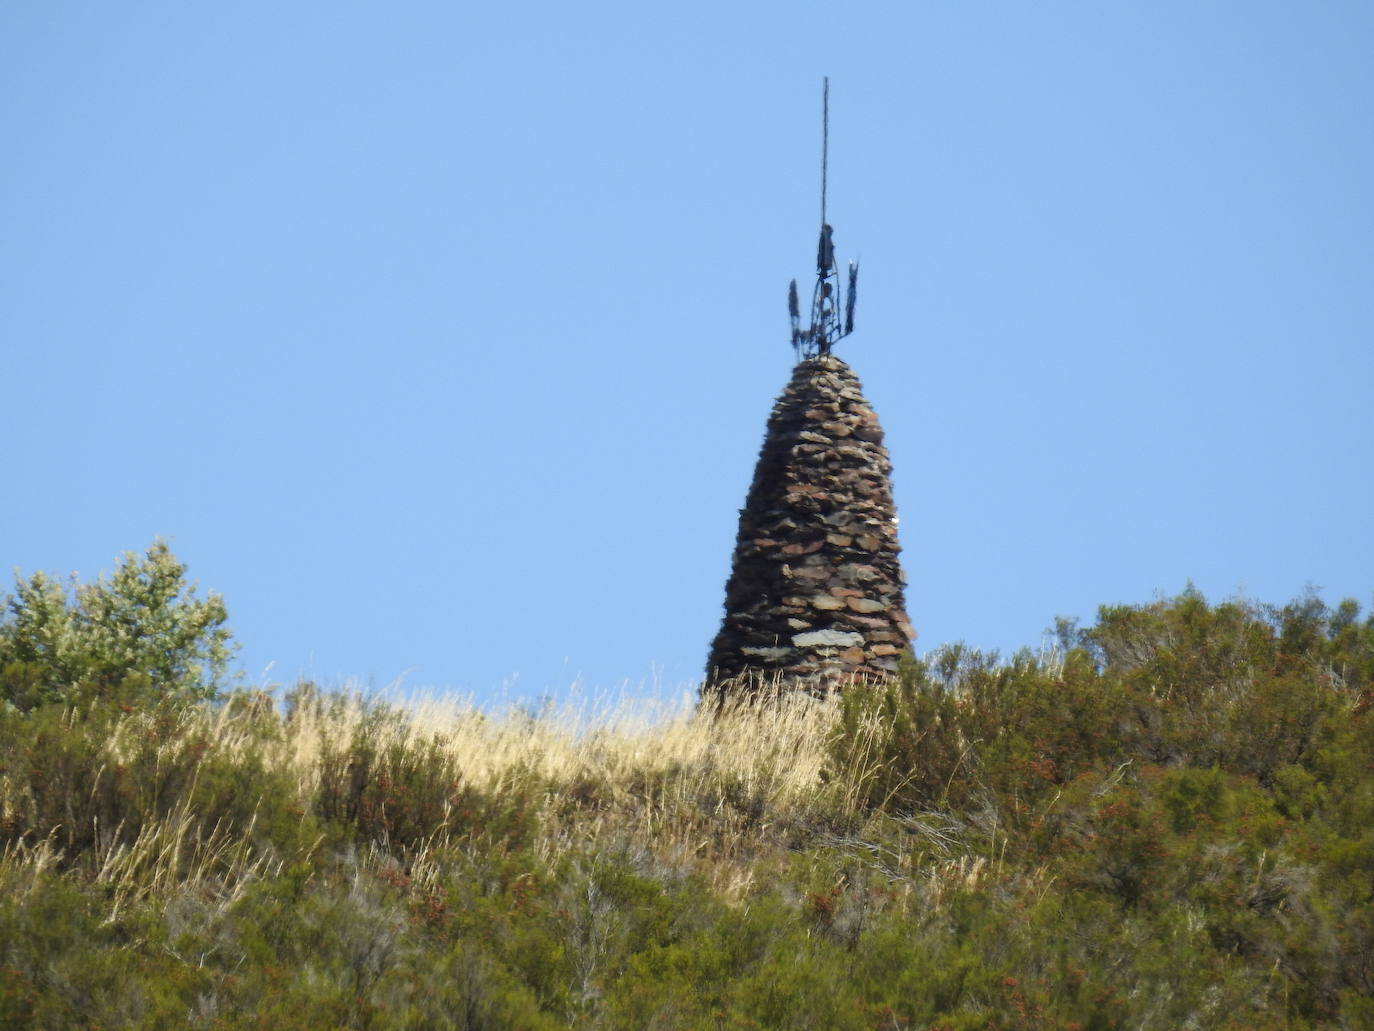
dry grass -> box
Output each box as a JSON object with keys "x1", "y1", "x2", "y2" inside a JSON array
[
  {"x1": 277, "y1": 680, "x2": 892, "y2": 895},
  {"x1": 0, "y1": 679, "x2": 923, "y2": 912},
  {"x1": 91, "y1": 798, "x2": 284, "y2": 924}
]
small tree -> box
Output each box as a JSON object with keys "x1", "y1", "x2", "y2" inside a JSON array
[{"x1": 0, "y1": 540, "x2": 235, "y2": 711}]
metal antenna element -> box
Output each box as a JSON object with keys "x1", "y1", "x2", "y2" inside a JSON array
[
  {"x1": 821, "y1": 77, "x2": 828, "y2": 227},
  {"x1": 790, "y1": 76, "x2": 858, "y2": 361}
]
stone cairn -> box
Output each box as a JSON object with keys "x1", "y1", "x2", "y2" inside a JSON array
[{"x1": 706, "y1": 354, "x2": 914, "y2": 694}]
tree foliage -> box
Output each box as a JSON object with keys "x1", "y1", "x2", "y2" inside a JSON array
[{"x1": 0, "y1": 541, "x2": 235, "y2": 711}]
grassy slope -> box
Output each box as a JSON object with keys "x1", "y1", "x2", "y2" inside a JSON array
[{"x1": 2, "y1": 593, "x2": 1372, "y2": 1030}]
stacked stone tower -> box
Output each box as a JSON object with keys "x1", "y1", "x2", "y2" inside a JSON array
[{"x1": 706, "y1": 355, "x2": 913, "y2": 691}]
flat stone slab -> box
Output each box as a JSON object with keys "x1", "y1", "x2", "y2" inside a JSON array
[
  {"x1": 846, "y1": 597, "x2": 889, "y2": 613},
  {"x1": 791, "y1": 628, "x2": 864, "y2": 648},
  {"x1": 741, "y1": 646, "x2": 794, "y2": 660}
]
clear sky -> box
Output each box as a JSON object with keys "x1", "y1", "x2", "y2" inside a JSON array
[{"x1": 4, "y1": 2, "x2": 1372, "y2": 706}]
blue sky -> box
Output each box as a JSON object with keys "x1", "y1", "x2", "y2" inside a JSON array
[{"x1": 4, "y1": 2, "x2": 1372, "y2": 705}]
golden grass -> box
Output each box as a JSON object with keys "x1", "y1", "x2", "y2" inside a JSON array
[
  {"x1": 0, "y1": 678, "x2": 985, "y2": 909},
  {"x1": 272, "y1": 680, "x2": 888, "y2": 893}
]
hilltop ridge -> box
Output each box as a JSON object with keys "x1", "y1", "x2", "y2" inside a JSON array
[{"x1": 2, "y1": 554, "x2": 1372, "y2": 1028}]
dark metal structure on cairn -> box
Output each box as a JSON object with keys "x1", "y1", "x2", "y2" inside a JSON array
[{"x1": 706, "y1": 80, "x2": 913, "y2": 694}]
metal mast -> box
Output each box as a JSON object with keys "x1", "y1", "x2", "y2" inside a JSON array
[{"x1": 790, "y1": 76, "x2": 858, "y2": 361}]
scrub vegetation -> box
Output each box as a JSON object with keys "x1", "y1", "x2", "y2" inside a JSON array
[{"x1": 2, "y1": 544, "x2": 1372, "y2": 1029}]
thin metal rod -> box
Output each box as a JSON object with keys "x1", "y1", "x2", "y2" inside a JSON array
[{"x1": 821, "y1": 77, "x2": 829, "y2": 227}]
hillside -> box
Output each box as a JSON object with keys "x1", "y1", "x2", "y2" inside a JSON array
[{"x1": 2, "y1": 548, "x2": 1372, "y2": 1029}]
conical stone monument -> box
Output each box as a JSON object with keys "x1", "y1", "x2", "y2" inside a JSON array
[{"x1": 706, "y1": 354, "x2": 914, "y2": 692}]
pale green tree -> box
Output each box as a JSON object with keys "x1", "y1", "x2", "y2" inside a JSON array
[{"x1": 0, "y1": 540, "x2": 235, "y2": 710}]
